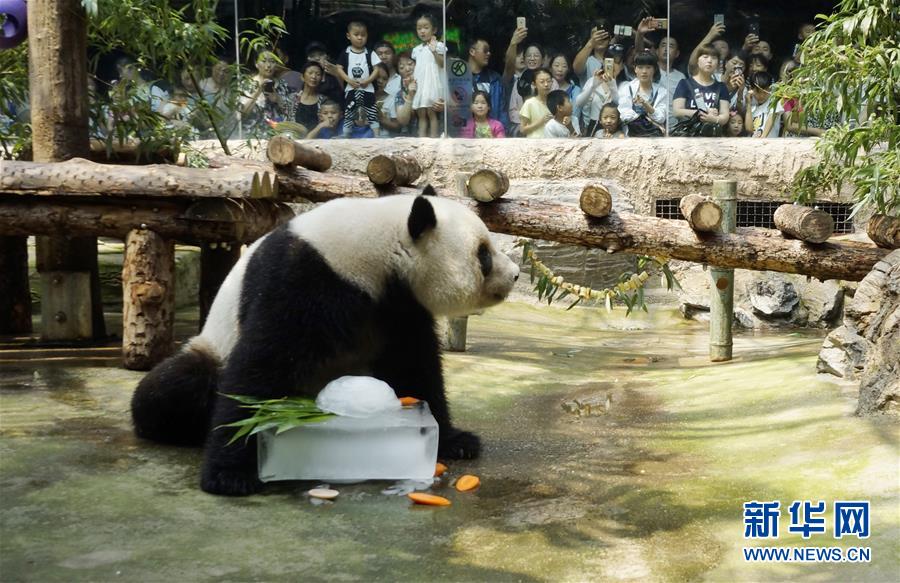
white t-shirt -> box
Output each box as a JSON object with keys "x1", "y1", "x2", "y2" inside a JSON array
[
  {"x1": 343, "y1": 47, "x2": 381, "y2": 94},
  {"x1": 543, "y1": 118, "x2": 571, "y2": 138},
  {"x1": 750, "y1": 95, "x2": 785, "y2": 137},
  {"x1": 385, "y1": 73, "x2": 402, "y2": 99}
]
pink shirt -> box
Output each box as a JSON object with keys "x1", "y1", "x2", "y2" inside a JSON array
[{"x1": 460, "y1": 118, "x2": 506, "y2": 138}]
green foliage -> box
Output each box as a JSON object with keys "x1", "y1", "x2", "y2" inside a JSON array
[
  {"x1": 0, "y1": 43, "x2": 31, "y2": 159},
  {"x1": 773, "y1": 0, "x2": 899, "y2": 216},
  {"x1": 217, "y1": 394, "x2": 335, "y2": 446}
]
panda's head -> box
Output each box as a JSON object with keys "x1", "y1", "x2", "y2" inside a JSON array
[{"x1": 403, "y1": 187, "x2": 519, "y2": 317}]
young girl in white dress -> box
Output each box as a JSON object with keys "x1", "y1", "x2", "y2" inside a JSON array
[{"x1": 411, "y1": 13, "x2": 446, "y2": 137}]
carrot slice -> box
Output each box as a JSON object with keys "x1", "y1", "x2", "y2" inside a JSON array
[
  {"x1": 408, "y1": 492, "x2": 451, "y2": 506},
  {"x1": 434, "y1": 462, "x2": 448, "y2": 477},
  {"x1": 455, "y1": 475, "x2": 480, "y2": 492},
  {"x1": 399, "y1": 396, "x2": 420, "y2": 406}
]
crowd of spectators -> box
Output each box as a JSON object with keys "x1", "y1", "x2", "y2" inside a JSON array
[{"x1": 0, "y1": 12, "x2": 837, "y2": 143}]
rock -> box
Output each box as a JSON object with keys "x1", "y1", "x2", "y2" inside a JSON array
[
  {"x1": 749, "y1": 276, "x2": 799, "y2": 317},
  {"x1": 802, "y1": 280, "x2": 843, "y2": 326},
  {"x1": 856, "y1": 322, "x2": 900, "y2": 415},
  {"x1": 816, "y1": 326, "x2": 872, "y2": 379},
  {"x1": 734, "y1": 308, "x2": 755, "y2": 329}
]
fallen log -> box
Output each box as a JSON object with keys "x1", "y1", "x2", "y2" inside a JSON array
[
  {"x1": 579, "y1": 184, "x2": 612, "y2": 218},
  {"x1": 366, "y1": 154, "x2": 421, "y2": 187},
  {"x1": 467, "y1": 198, "x2": 887, "y2": 282},
  {"x1": 0, "y1": 158, "x2": 274, "y2": 199},
  {"x1": 0, "y1": 196, "x2": 294, "y2": 244},
  {"x1": 679, "y1": 193, "x2": 722, "y2": 232},
  {"x1": 867, "y1": 214, "x2": 900, "y2": 249},
  {"x1": 773, "y1": 204, "x2": 834, "y2": 244},
  {"x1": 466, "y1": 169, "x2": 509, "y2": 202},
  {"x1": 267, "y1": 135, "x2": 332, "y2": 172}
]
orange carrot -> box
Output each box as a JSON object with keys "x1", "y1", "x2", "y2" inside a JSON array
[
  {"x1": 399, "y1": 396, "x2": 420, "y2": 406},
  {"x1": 434, "y1": 462, "x2": 448, "y2": 477},
  {"x1": 408, "y1": 492, "x2": 451, "y2": 506},
  {"x1": 455, "y1": 475, "x2": 480, "y2": 492}
]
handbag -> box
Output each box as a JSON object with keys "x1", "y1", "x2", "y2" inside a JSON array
[
  {"x1": 626, "y1": 115, "x2": 664, "y2": 137},
  {"x1": 671, "y1": 110, "x2": 722, "y2": 137}
]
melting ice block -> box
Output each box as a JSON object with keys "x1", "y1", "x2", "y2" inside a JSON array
[{"x1": 257, "y1": 401, "x2": 439, "y2": 482}]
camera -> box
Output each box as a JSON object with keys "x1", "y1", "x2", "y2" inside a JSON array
[
  {"x1": 608, "y1": 43, "x2": 626, "y2": 58},
  {"x1": 613, "y1": 24, "x2": 633, "y2": 37}
]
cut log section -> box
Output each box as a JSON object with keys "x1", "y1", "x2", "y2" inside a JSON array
[
  {"x1": 579, "y1": 184, "x2": 612, "y2": 218},
  {"x1": 773, "y1": 204, "x2": 834, "y2": 244},
  {"x1": 122, "y1": 229, "x2": 175, "y2": 370},
  {"x1": 366, "y1": 154, "x2": 422, "y2": 187},
  {"x1": 867, "y1": 214, "x2": 900, "y2": 249},
  {"x1": 266, "y1": 136, "x2": 332, "y2": 172},
  {"x1": 466, "y1": 169, "x2": 510, "y2": 202},
  {"x1": 679, "y1": 193, "x2": 723, "y2": 232},
  {"x1": 0, "y1": 158, "x2": 274, "y2": 199}
]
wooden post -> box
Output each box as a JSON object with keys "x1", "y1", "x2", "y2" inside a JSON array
[
  {"x1": 200, "y1": 243, "x2": 241, "y2": 329},
  {"x1": 579, "y1": 184, "x2": 612, "y2": 219},
  {"x1": 267, "y1": 136, "x2": 332, "y2": 171},
  {"x1": 466, "y1": 169, "x2": 509, "y2": 202},
  {"x1": 445, "y1": 316, "x2": 468, "y2": 352},
  {"x1": 679, "y1": 193, "x2": 723, "y2": 232},
  {"x1": 709, "y1": 180, "x2": 736, "y2": 362},
  {"x1": 122, "y1": 229, "x2": 175, "y2": 370},
  {"x1": 0, "y1": 237, "x2": 32, "y2": 334},
  {"x1": 27, "y1": 0, "x2": 105, "y2": 340},
  {"x1": 366, "y1": 154, "x2": 422, "y2": 187},
  {"x1": 773, "y1": 204, "x2": 834, "y2": 244},
  {"x1": 866, "y1": 214, "x2": 900, "y2": 249}
]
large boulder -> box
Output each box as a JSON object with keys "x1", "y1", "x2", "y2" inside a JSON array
[
  {"x1": 816, "y1": 325, "x2": 872, "y2": 379},
  {"x1": 750, "y1": 276, "x2": 799, "y2": 317}
]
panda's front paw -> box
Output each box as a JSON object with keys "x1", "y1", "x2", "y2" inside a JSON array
[
  {"x1": 439, "y1": 429, "x2": 481, "y2": 459},
  {"x1": 201, "y1": 467, "x2": 263, "y2": 496}
]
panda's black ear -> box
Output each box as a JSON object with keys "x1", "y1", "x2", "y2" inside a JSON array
[
  {"x1": 421, "y1": 184, "x2": 437, "y2": 197},
  {"x1": 408, "y1": 195, "x2": 437, "y2": 241}
]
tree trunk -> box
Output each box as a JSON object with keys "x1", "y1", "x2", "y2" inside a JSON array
[
  {"x1": 773, "y1": 204, "x2": 834, "y2": 244},
  {"x1": 867, "y1": 214, "x2": 900, "y2": 249},
  {"x1": 468, "y1": 197, "x2": 887, "y2": 282},
  {"x1": 0, "y1": 196, "x2": 294, "y2": 244},
  {"x1": 579, "y1": 184, "x2": 612, "y2": 218},
  {"x1": 366, "y1": 154, "x2": 422, "y2": 187},
  {"x1": 267, "y1": 136, "x2": 332, "y2": 171},
  {"x1": 467, "y1": 169, "x2": 510, "y2": 202},
  {"x1": 27, "y1": 0, "x2": 104, "y2": 339},
  {"x1": 122, "y1": 229, "x2": 175, "y2": 370},
  {"x1": 0, "y1": 237, "x2": 32, "y2": 334},
  {"x1": 1, "y1": 158, "x2": 273, "y2": 199},
  {"x1": 679, "y1": 193, "x2": 722, "y2": 232},
  {"x1": 200, "y1": 243, "x2": 241, "y2": 329}
]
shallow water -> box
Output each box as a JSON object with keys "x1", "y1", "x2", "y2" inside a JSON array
[{"x1": 1, "y1": 302, "x2": 897, "y2": 582}]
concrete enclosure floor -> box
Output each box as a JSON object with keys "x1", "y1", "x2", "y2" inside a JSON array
[{"x1": 1, "y1": 302, "x2": 898, "y2": 582}]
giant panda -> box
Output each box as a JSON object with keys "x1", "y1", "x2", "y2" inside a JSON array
[{"x1": 131, "y1": 187, "x2": 519, "y2": 496}]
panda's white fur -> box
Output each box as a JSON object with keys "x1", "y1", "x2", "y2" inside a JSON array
[
  {"x1": 132, "y1": 191, "x2": 518, "y2": 496},
  {"x1": 197, "y1": 194, "x2": 516, "y2": 363}
]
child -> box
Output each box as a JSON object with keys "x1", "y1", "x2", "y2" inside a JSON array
[
  {"x1": 725, "y1": 111, "x2": 747, "y2": 137},
  {"x1": 519, "y1": 67, "x2": 554, "y2": 138},
  {"x1": 595, "y1": 103, "x2": 624, "y2": 138},
  {"x1": 543, "y1": 89, "x2": 577, "y2": 137},
  {"x1": 461, "y1": 90, "x2": 505, "y2": 138},
  {"x1": 306, "y1": 100, "x2": 341, "y2": 139},
  {"x1": 411, "y1": 13, "x2": 446, "y2": 138},
  {"x1": 349, "y1": 103, "x2": 376, "y2": 138},
  {"x1": 336, "y1": 21, "x2": 382, "y2": 138},
  {"x1": 745, "y1": 71, "x2": 783, "y2": 138}
]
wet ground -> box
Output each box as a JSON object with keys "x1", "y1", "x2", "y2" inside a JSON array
[{"x1": 1, "y1": 303, "x2": 898, "y2": 582}]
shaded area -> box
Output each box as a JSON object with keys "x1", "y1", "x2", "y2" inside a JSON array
[{"x1": 1, "y1": 303, "x2": 897, "y2": 582}]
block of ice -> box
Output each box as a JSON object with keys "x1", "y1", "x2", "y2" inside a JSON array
[
  {"x1": 315, "y1": 376, "x2": 402, "y2": 418},
  {"x1": 257, "y1": 402, "x2": 439, "y2": 482}
]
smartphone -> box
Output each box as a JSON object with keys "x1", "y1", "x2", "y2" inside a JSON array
[
  {"x1": 714, "y1": 14, "x2": 725, "y2": 26},
  {"x1": 604, "y1": 57, "x2": 615, "y2": 74},
  {"x1": 613, "y1": 24, "x2": 633, "y2": 37},
  {"x1": 516, "y1": 16, "x2": 526, "y2": 29},
  {"x1": 733, "y1": 65, "x2": 744, "y2": 77},
  {"x1": 595, "y1": 18, "x2": 608, "y2": 33},
  {"x1": 748, "y1": 20, "x2": 760, "y2": 36},
  {"x1": 655, "y1": 18, "x2": 669, "y2": 29}
]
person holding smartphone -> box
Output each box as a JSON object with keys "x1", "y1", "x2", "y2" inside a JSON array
[
  {"x1": 671, "y1": 45, "x2": 730, "y2": 134},
  {"x1": 572, "y1": 20, "x2": 613, "y2": 87}
]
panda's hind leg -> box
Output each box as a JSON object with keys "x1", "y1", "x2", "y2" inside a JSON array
[{"x1": 130, "y1": 339, "x2": 219, "y2": 446}]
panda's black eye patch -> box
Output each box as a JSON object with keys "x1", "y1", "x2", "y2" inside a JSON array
[{"x1": 477, "y1": 242, "x2": 492, "y2": 277}]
